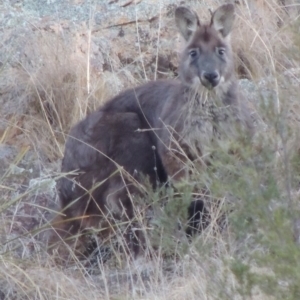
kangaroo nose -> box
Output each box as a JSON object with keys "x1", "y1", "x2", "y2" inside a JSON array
[{"x1": 202, "y1": 71, "x2": 220, "y2": 88}]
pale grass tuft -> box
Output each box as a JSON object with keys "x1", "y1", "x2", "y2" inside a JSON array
[{"x1": 0, "y1": 28, "x2": 135, "y2": 160}]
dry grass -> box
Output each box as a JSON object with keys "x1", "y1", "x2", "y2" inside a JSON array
[{"x1": 1, "y1": 0, "x2": 300, "y2": 299}]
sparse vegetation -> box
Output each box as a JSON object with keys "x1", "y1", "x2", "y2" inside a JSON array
[{"x1": 1, "y1": 0, "x2": 300, "y2": 299}]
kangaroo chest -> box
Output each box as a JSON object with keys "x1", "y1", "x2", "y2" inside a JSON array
[{"x1": 180, "y1": 93, "x2": 234, "y2": 158}]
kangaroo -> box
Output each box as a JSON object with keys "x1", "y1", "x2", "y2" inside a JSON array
[{"x1": 55, "y1": 4, "x2": 253, "y2": 258}]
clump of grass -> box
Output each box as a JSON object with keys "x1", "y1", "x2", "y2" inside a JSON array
[
  {"x1": 0, "y1": 27, "x2": 136, "y2": 160},
  {"x1": 231, "y1": 0, "x2": 298, "y2": 80},
  {"x1": 9, "y1": 31, "x2": 106, "y2": 159}
]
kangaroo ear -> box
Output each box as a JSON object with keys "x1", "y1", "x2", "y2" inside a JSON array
[
  {"x1": 175, "y1": 6, "x2": 200, "y2": 41},
  {"x1": 211, "y1": 4, "x2": 235, "y2": 37}
]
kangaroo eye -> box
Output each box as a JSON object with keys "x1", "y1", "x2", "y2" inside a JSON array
[
  {"x1": 218, "y1": 48, "x2": 226, "y2": 56},
  {"x1": 189, "y1": 50, "x2": 198, "y2": 58}
]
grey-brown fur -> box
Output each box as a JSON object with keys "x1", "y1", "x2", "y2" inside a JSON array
[{"x1": 55, "y1": 4, "x2": 254, "y2": 257}]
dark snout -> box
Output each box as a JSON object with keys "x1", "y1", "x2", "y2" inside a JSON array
[{"x1": 200, "y1": 71, "x2": 220, "y2": 89}]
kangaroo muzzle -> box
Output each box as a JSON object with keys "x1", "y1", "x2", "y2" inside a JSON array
[{"x1": 200, "y1": 70, "x2": 221, "y2": 89}]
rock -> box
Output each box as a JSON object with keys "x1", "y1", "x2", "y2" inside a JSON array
[{"x1": 239, "y1": 78, "x2": 277, "y2": 108}]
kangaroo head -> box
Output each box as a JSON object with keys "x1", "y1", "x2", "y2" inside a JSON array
[{"x1": 175, "y1": 4, "x2": 235, "y2": 91}]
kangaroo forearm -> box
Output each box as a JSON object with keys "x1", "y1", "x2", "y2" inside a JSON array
[{"x1": 160, "y1": 149, "x2": 189, "y2": 181}]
